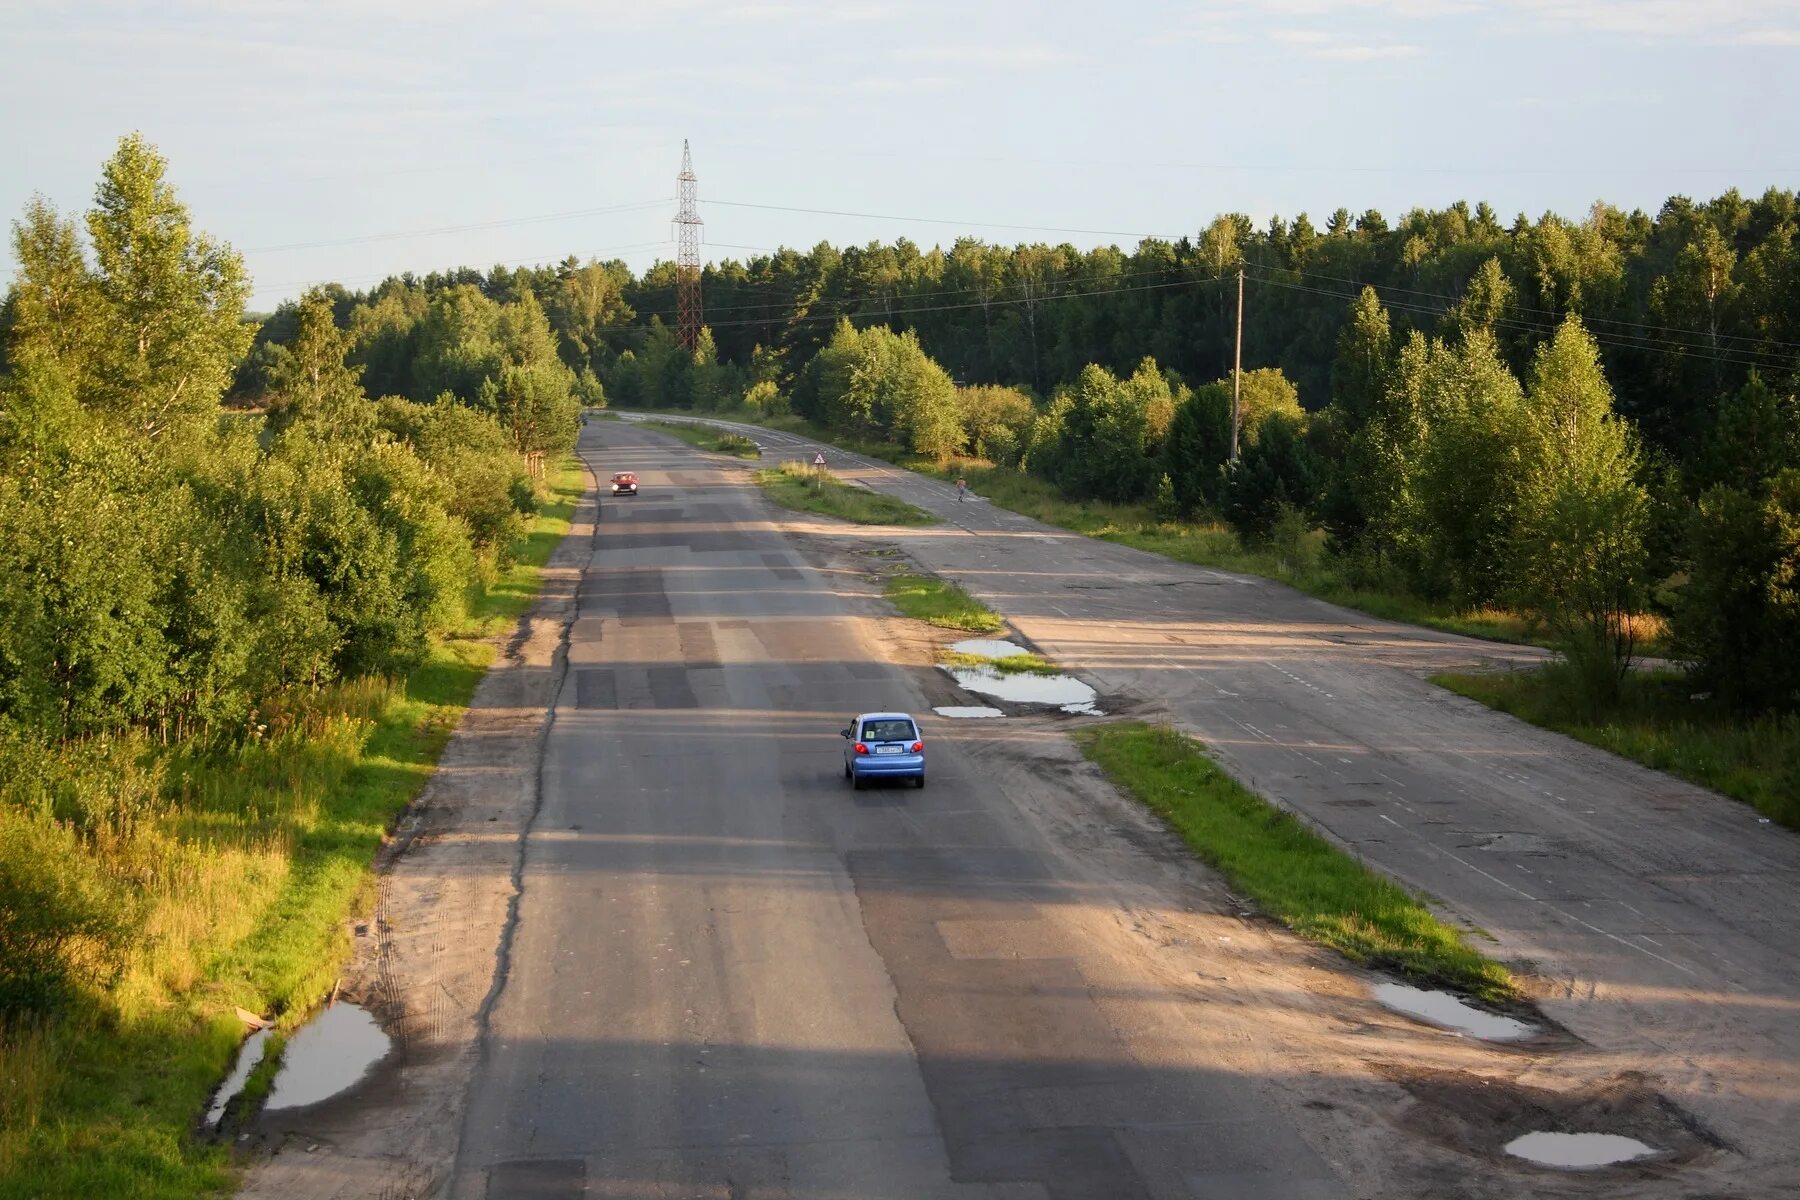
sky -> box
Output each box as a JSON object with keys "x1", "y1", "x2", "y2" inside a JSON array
[{"x1": 3, "y1": 0, "x2": 1798, "y2": 313}]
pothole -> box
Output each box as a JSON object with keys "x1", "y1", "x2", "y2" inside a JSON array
[
  {"x1": 1381, "y1": 1065, "x2": 1723, "y2": 1170},
  {"x1": 1372, "y1": 982, "x2": 1537, "y2": 1041},
  {"x1": 940, "y1": 662, "x2": 1102, "y2": 715},
  {"x1": 947, "y1": 638, "x2": 1031, "y2": 659},
  {"x1": 1506, "y1": 1131, "x2": 1659, "y2": 1169},
  {"x1": 204, "y1": 1026, "x2": 271, "y2": 1131},
  {"x1": 264, "y1": 1001, "x2": 392, "y2": 1112},
  {"x1": 933, "y1": 705, "x2": 1006, "y2": 719}
]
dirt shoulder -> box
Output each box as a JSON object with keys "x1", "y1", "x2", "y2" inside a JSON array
[{"x1": 232, "y1": 449, "x2": 599, "y2": 1199}]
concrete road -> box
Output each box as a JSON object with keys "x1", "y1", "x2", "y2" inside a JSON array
[
  {"x1": 626, "y1": 413, "x2": 1800, "y2": 1188},
  {"x1": 449, "y1": 421, "x2": 1348, "y2": 1199}
]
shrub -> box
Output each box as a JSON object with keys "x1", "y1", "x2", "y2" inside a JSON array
[{"x1": 0, "y1": 802, "x2": 136, "y2": 1017}]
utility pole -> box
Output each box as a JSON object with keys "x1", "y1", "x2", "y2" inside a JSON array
[{"x1": 1229, "y1": 266, "x2": 1244, "y2": 466}]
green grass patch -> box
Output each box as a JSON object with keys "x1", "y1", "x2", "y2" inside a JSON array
[
  {"x1": 937, "y1": 649, "x2": 1060, "y2": 675},
  {"x1": 884, "y1": 573, "x2": 1004, "y2": 633},
  {"x1": 1075, "y1": 722, "x2": 1515, "y2": 1001},
  {"x1": 1435, "y1": 667, "x2": 1800, "y2": 829},
  {"x1": 0, "y1": 456, "x2": 584, "y2": 1198},
  {"x1": 753, "y1": 460, "x2": 936, "y2": 526},
  {"x1": 640, "y1": 419, "x2": 762, "y2": 459}
]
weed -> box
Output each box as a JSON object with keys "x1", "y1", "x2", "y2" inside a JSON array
[{"x1": 883, "y1": 574, "x2": 1004, "y2": 633}]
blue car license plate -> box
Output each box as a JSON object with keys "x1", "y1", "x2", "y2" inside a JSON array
[{"x1": 873, "y1": 745, "x2": 902, "y2": 755}]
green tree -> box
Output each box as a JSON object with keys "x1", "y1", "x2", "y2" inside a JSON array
[
  {"x1": 1509, "y1": 317, "x2": 1648, "y2": 700},
  {"x1": 1411, "y1": 331, "x2": 1530, "y2": 604},
  {"x1": 1675, "y1": 471, "x2": 1800, "y2": 711},
  {"x1": 1226, "y1": 411, "x2": 1320, "y2": 541},
  {"x1": 1163, "y1": 383, "x2": 1232, "y2": 516},
  {"x1": 1698, "y1": 371, "x2": 1799, "y2": 493},
  {"x1": 267, "y1": 289, "x2": 373, "y2": 441},
  {"x1": 82, "y1": 134, "x2": 251, "y2": 438}
]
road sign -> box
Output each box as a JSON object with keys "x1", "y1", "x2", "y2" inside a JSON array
[{"x1": 812, "y1": 451, "x2": 826, "y2": 466}]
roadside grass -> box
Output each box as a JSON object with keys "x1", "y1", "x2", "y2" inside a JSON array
[
  {"x1": 883, "y1": 573, "x2": 1004, "y2": 634},
  {"x1": 754, "y1": 460, "x2": 936, "y2": 526},
  {"x1": 640, "y1": 418, "x2": 762, "y2": 459},
  {"x1": 0, "y1": 457, "x2": 584, "y2": 1198},
  {"x1": 1435, "y1": 667, "x2": 1800, "y2": 829},
  {"x1": 1076, "y1": 722, "x2": 1516, "y2": 1002},
  {"x1": 937, "y1": 649, "x2": 1061, "y2": 676}
]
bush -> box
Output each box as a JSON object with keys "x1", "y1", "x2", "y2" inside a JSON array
[
  {"x1": 0, "y1": 803, "x2": 135, "y2": 1017},
  {"x1": 1675, "y1": 471, "x2": 1800, "y2": 711}
]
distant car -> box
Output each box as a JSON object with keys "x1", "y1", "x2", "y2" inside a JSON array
[
  {"x1": 841, "y1": 712, "x2": 925, "y2": 789},
  {"x1": 610, "y1": 471, "x2": 638, "y2": 496}
]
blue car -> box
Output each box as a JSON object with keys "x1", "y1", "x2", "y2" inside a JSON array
[{"x1": 841, "y1": 712, "x2": 925, "y2": 789}]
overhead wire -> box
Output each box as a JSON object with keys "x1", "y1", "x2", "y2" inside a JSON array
[
  {"x1": 1249, "y1": 273, "x2": 1794, "y2": 374},
  {"x1": 242, "y1": 199, "x2": 672, "y2": 254},
  {"x1": 1245, "y1": 259, "x2": 1800, "y2": 355},
  {"x1": 705, "y1": 197, "x2": 1184, "y2": 242}
]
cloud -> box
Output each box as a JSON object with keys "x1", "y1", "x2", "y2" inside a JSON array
[
  {"x1": 1207, "y1": 0, "x2": 1800, "y2": 42},
  {"x1": 1727, "y1": 27, "x2": 1800, "y2": 45},
  {"x1": 891, "y1": 44, "x2": 1077, "y2": 67},
  {"x1": 718, "y1": 2, "x2": 894, "y2": 22},
  {"x1": 1309, "y1": 42, "x2": 1426, "y2": 58}
]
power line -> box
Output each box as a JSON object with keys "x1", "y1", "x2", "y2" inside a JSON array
[
  {"x1": 256, "y1": 241, "x2": 673, "y2": 294},
  {"x1": 1250, "y1": 273, "x2": 1795, "y2": 374},
  {"x1": 1245, "y1": 259, "x2": 1800, "y2": 356},
  {"x1": 706, "y1": 197, "x2": 1184, "y2": 242},
  {"x1": 242, "y1": 199, "x2": 671, "y2": 254}
]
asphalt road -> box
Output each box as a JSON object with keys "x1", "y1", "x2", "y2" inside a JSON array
[
  {"x1": 620, "y1": 413, "x2": 1800, "y2": 1190},
  {"x1": 448, "y1": 421, "x2": 1347, "y2": 1199}
]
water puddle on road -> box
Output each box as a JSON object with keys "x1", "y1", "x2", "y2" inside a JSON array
[
  {"x1": 1372, "y1": 982, "x2": 1537, "y2": 1041},
  {"x1": 205, "y1": 1027, "x2": 271, "y2": 1130},
  {"x1": 947, "y1": 638, "x2": 1031, "y2": 659},
  {"x1": 933, "y1": 705, "x2": 1005, "y2": 718},
  {"x1": 264, "y1": 1002, "x2": 391, "y2": 1112},
  {"x1": 941, "y1": 663, "x2": 1102, "y2": 715},
  {"x1": 1505, "y1": 1131, "x2": 1658, "y2": 1168}
]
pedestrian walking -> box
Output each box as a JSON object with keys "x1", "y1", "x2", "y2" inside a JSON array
[{"x1": 955, "y1": 477, "x2": 968, "y2": 503}]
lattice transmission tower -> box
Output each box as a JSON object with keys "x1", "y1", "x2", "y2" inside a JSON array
[{"x1": 674, "y1": 139, "x2": 704, "y2": 353}]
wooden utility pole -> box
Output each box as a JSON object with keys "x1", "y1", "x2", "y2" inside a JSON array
[{"x1": 1229, "y1": 266, "x2": 1244, "y2": 465}]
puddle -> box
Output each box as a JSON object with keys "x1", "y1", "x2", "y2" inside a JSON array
[
  {"x1": 1505, "y1": 1131, "x2": 1658, "y2": 1168},
  {"x1": 941, "y1": 664, "x2": 1103, "y2": 715},
  {"x1": 933, "y1": 705, "x2": 1005, "y2": 718},
  {"x1": 264, "y1": 1002, "x2": 391, "y2": 1112},
  {"x1": 204, "y1": 1027, "x2": 271, "y2": 1129},
  {"x1": 1373, "y1": 982, "x2": 1536, "y2": 1041},
  {"x1": 948, "y1": 638, "x2": 1030, "y2": 659}
]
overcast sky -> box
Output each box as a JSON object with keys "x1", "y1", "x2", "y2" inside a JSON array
[{"x1": 3, "y1": 0, "x2": 1797, "y2": 312}]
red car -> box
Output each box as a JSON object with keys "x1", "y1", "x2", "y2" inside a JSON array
[{"x1": 610, "y1": 472, "x2": 638, "y2": 496}]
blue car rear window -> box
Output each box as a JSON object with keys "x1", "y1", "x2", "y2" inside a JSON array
[{"x1": 861, "y1": 720, "x2": 915, "y2": 741}]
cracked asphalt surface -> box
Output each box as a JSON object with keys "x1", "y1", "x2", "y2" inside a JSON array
[{"x1": 447, "y1": 422, "x2": 1349, "y2": 1199}]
